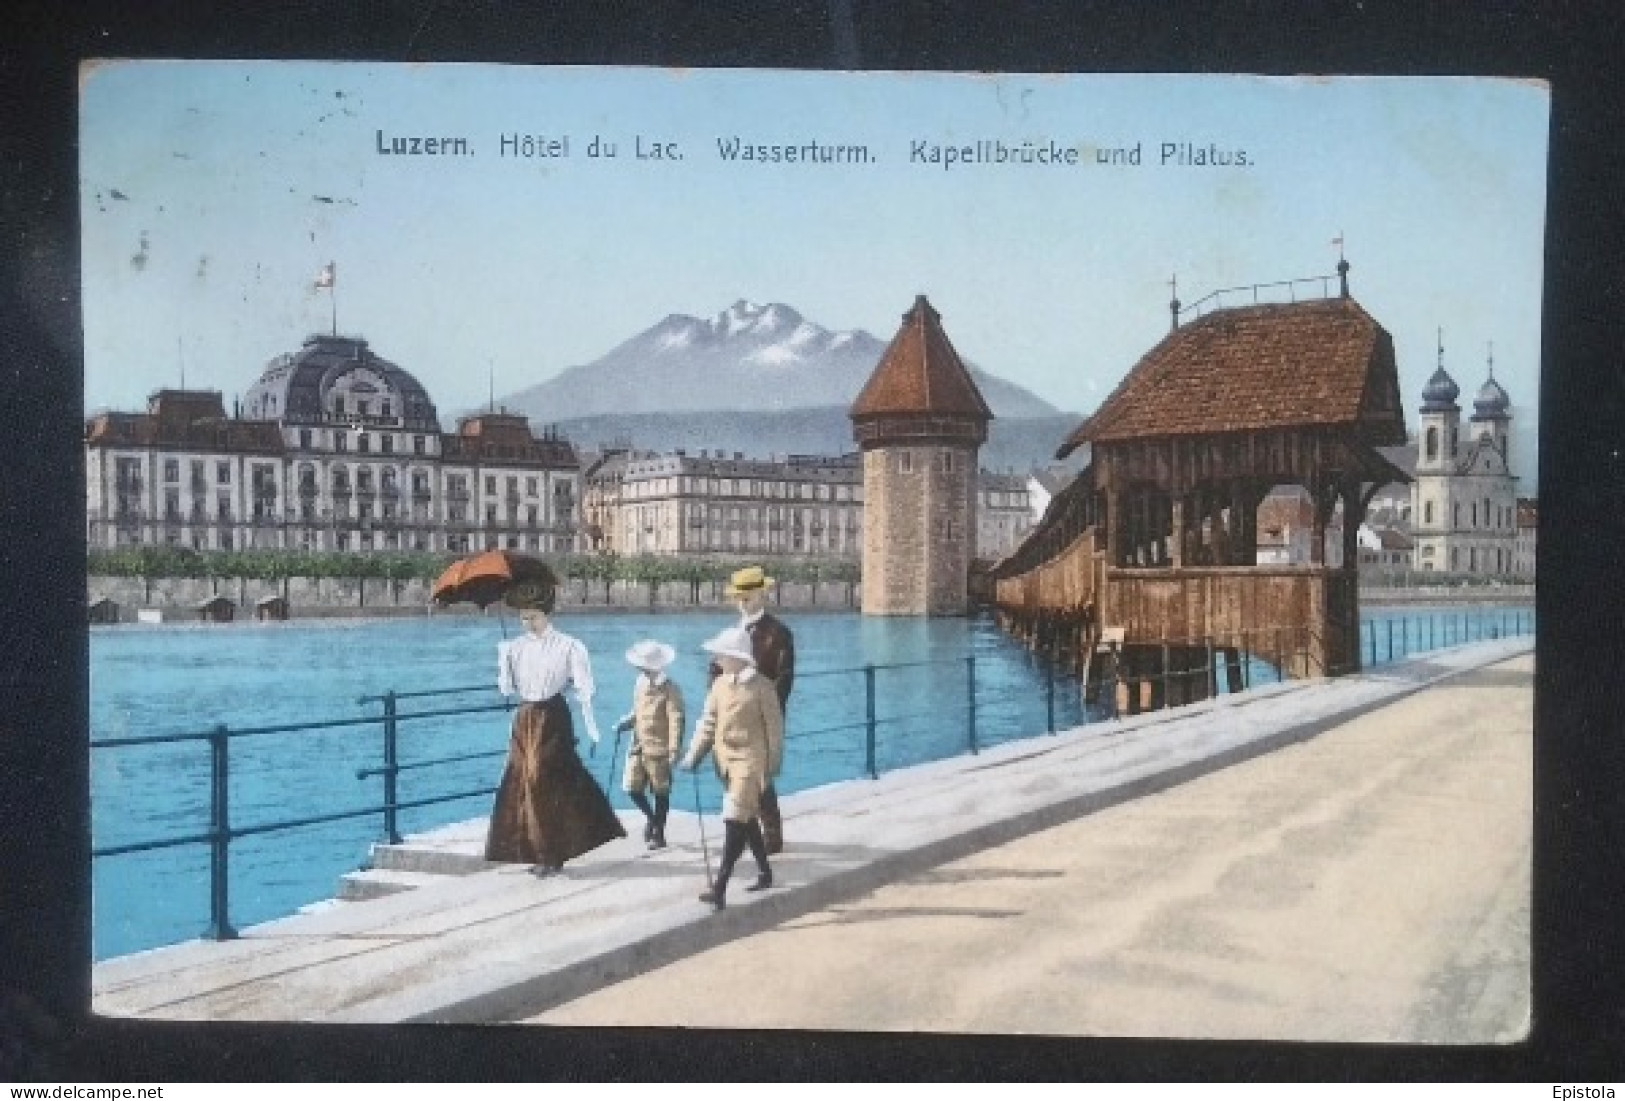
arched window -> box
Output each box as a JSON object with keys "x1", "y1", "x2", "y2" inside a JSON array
[
  {"x1": 1472, "y1": 503, "x2": 1478, "y2": 527},
  {"x1": 1454, "y1": 503, "x2": 1461, "y2": 528},
  {"x1": 1425, "y1": 426, "x2": 1438, "y2": 460},
  {"x1": 1424, "y1": 501, "x2": 1434, "y2": 524}
]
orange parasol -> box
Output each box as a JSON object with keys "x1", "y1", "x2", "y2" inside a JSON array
[{"x1": 430, "y1": 550, "x2": 556, "y2": 609}]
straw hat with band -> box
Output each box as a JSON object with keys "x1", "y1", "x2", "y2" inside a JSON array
[{"x1": 725, "y1": 565, "x2": 775, "y2": 596}]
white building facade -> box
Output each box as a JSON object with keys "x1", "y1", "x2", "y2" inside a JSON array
[
  {"x1": 585, "y1": 450, "x2": 864, "y2": 558},
  {"x1": 977, "y1": 472, "x2": 1034, "y2": 561},
  {"x1": 86, "y1": 334, "x2": 581, "y2": 554},
  {"x1": 1409, "y1": 353, "x2": 1519, "y2": 576},
  {"x1": 582, "y1": 445, "x2": 1027, "y2": 562}
]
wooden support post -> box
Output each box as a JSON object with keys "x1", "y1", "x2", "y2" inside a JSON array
[
  {"x1": 1310, "y1": 480, "x2": 1328, "y2": 566},
  {"x1": 1170, "y1": 495, "x2": 1186, "y2": 569},
  {"x1": 1105, "y1": 486, "x2": 1123, "y2": 567}
]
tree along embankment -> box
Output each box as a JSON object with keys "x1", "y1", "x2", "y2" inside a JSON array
[{"x1": 85, "y1": 549, "x2": 861, "y2": 621}]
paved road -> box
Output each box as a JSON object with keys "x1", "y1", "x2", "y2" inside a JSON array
[{"x1": 531, "y1": 654, "x2": 1532, "y2": 1042}]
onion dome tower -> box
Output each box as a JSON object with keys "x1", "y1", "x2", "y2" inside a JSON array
[
  {"x1": 1416, "y1": 329, "x2": 1461, "y2": 475},
  {"x1": 1470, "y1": 344, "x2": 1512, "y2": 465},
  {"x1": 849, "y1": 295, "x2": 993, "y2": 616}
]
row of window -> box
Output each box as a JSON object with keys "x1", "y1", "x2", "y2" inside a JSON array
[
  {"x1": 1422, "y1": 425, "x2": 1459, "y2": 462},
  {"x1": 1418, "y1": 544, "x2": 1514, "y2": 573},
  {"x1": 622, "y1": 476, "x2": 860, "y2": 503},
  {"x1": 1419, "y1": 497, "x2": 1515, "y2": 530},
  {"x1": 622, "y1": 525, "x2": 858, "y2": 553},
  {"x1": 299, "y1": 428, "x2": 429, "y2": 456},
  {"x1": 157, "y1": 530, "x2": 568, "y2": 554},
  {"x1": 983, "y1": 491, "x2": 1030, "y2": 509},
  {"x1": 133, "y1": 458, "x2": 576, "y2": 501}
]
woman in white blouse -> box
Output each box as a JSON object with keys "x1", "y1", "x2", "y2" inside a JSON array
[{"x1": 484, "y1": 571, "x2": 625, "y2": 876}]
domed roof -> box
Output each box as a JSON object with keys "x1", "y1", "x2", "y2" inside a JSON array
[
  {"x1": 243, "y1": 334, "x2": 441, "y2": 431},
  {"x1": 1472, "y1": 374, "x2": 1510, "y2": 419},
  {"x1": 1420, "y1": 366, "x2": 1460, "y2": 413}
]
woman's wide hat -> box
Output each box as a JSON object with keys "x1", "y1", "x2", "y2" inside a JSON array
[
  {"x1": 701, "y1": 626, "x2": 757, "y2": 666},
  {"x1": 625, "y1": 639, "x2": 676, "y2": 672},
  {"x1": 725, "y1": 565, "x2": 775, "y2": 595}
]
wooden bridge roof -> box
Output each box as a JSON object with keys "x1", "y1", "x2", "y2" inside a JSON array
[
  {"x1": 1057, "y1": 297, "x2": 1405, "y2": 457},
  {"x1": 850, "y1": 295, "x2": 994, "y2": 421}
]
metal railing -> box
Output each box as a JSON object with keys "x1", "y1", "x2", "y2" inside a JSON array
[
  {"x1": 1177, "y1": 273, "x2": 1342, "y2": 321},
  {"x1": 90, "y1": 607, "x2": 1533, "y2": 945}
]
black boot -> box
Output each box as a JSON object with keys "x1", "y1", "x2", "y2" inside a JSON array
[
  {"x1": 700, "y1": 820, "x2": 745, "y2": 910},
  {"x1": 650, "y1": 792, "x2": 670, "y2": 849},
  {"x1": 628, "y1": 791, "x2": 655, "y2": 842},
  {"x1": 743, "y1": 818, "x2": 773, "y2": 892}
]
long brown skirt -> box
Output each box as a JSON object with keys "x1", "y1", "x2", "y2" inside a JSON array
[{"x1": 484, "y1": 696, "x2": 625, "y2": 867}]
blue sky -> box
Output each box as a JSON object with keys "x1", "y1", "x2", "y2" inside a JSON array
[{"x1": 80, "y1": 64, "x2": 1547, "y2": 481}]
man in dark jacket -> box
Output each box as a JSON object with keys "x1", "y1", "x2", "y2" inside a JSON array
[{"x1": 714, "y1": 565, "x2": 794, "y2": 853}]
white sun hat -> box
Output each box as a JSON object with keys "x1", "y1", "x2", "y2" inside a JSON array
[
  {"x1": 625, "y1": 639, "x2": 676, "y2": 672},
  {"x1": 701, "y1": 626, "x2": 756, "y2": 666}
]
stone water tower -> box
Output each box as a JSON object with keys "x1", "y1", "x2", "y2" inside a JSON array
[{"x1": 849, "y1": 295, "x2": 993, "y2": 615}]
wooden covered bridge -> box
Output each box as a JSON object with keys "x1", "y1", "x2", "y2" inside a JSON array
[{"x1": 990, "y1": 273, "x2": 1409, "y2": 712}]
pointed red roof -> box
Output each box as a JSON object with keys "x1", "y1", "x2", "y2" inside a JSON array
[{"x1": 850, "y1": 296, "x2": 994, "y2": 421}]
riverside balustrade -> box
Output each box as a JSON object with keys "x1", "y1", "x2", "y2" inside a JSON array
[{"x1": 89, "y1": 607, "x2": 1534, "y2": 946}]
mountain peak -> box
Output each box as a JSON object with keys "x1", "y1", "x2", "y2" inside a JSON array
[
  {"x1": 712, "y1": 299, "x2": 803, "y2": 338},
  {"x1": 498, "y1": 300, "x2": 1063, "y2": 420}
]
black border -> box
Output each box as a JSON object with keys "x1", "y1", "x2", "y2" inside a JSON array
[{"x1": 4, "y1": 0, "x2": 1623, "y2": 1082}]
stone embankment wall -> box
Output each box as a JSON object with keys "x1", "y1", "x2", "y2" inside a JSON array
[
  {"x1": 1360, "y1": 585, "x2": 1534, "y2": 606},
  {"x1": 86, "y1": 575, "x2": 862, "y2": 622}
]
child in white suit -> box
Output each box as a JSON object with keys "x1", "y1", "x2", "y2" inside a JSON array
[{"x1": 614, "y1": 639, "x2": 685, "y2": 850}]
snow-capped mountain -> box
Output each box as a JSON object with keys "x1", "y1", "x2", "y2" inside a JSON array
[{"x1": 498, "y1": 300, "x2": 1062, "y2": 420}]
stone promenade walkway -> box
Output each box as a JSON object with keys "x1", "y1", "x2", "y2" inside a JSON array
[{"x1": 92, "y1": 637, "x2": 1531, "y2": 1031}]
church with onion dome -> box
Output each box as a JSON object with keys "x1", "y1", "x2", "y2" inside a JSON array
[
  {"x1": 1409, "y1": 334, "x2": 1520, "y2": 576},
  {"x1": 85, "y1": 333, "x2": 581, "y2": 555}
]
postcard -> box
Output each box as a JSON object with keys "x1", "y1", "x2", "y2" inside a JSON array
[{"x1": 81, "y1": 62, "x2": 1546, "y2": 1041}]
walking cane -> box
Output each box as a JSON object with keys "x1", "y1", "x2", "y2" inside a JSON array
[
  {"x1": 603, "y1": 719, "x2": 626, "y2": 791},
  {"x1": 691, "y1": 768, "x2": 713, "y2": 885}
]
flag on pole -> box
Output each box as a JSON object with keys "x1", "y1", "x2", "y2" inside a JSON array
[{"x1": 315, "y1": 262, "x2": 336, "y2": 289}]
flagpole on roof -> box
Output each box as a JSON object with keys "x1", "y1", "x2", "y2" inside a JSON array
[{"x1": 315, "y1": 262, "x2": 337, "y2": 335}]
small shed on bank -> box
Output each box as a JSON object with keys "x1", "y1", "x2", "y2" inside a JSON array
[
  {"x1": 88, "y1": 597, "x2": 121, "y2": 625},
  {"x1": 197, "y1": 596, "x2": 236, "y2": 623},
  {"x1": 255, "y1": 595, "x2": 290, "y2": 622}
]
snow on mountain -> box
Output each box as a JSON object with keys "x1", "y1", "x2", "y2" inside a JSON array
[{"x1": 497, "y1": 300, "x2": 1062, "y2": 421}]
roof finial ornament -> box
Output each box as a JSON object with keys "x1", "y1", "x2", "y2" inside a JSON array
[
  {"x1": 1437, "y1": 327, "x2": 1445, "y2": 369},
  {"x1": 1168, "y1": 273, "x2": 1180, "y2": 331},
  {"x1": 1487, "y1": 339, "x2": 1495, "y2": 379},
  {"x1": 1333, "y1": 232, "x2": 1349, "y2": 298}
]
